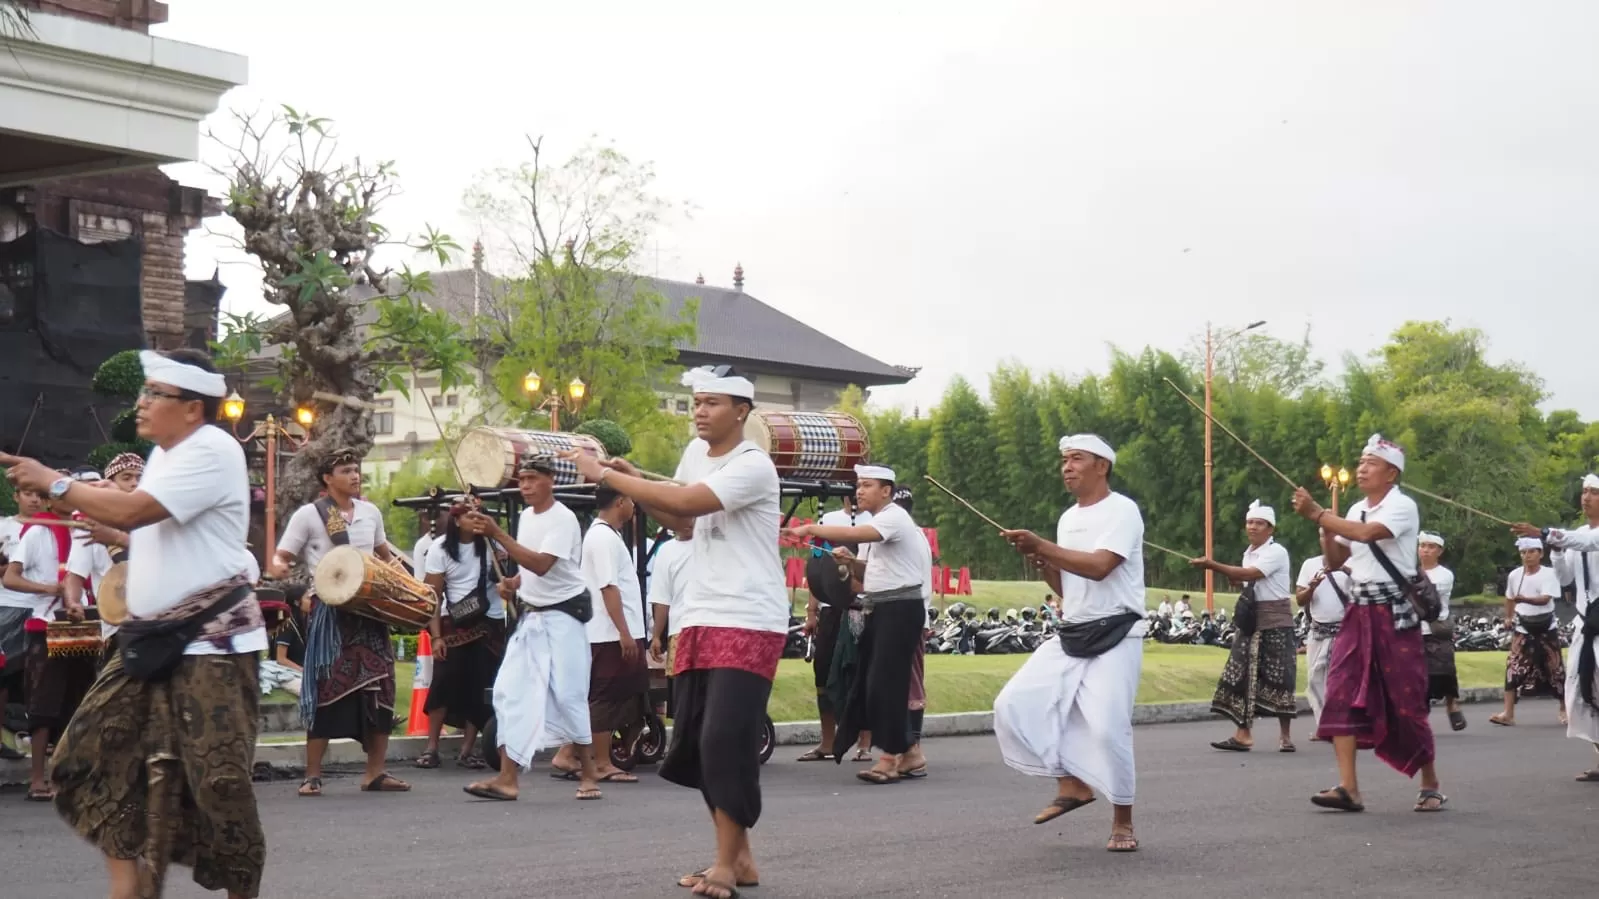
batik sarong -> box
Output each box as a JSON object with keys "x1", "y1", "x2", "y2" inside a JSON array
[
  {"x1": 1506, "y1": 628, "x2": 1566, "y2": 700},
  {"x1": 1211, "y1": 625, "x2": 1299, "y2": 728}
]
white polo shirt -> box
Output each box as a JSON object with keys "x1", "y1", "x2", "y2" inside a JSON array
[
  {"x1": 1336, "y1": 487, "x2": 1420, "y2": 586},
  {"x1": 1241, "y1": 538, "x2": 1291, "y2": 603}
]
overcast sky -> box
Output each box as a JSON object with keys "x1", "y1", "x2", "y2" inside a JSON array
[{"x1": 156, "y1": 0, "x2": 1599, "y2": 418}]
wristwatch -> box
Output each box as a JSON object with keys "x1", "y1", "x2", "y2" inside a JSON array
[{"x1": 48, "y1": 477, "x2": 72, "y2": 500}]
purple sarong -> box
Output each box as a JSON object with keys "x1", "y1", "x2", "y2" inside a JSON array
[{"x1": 1315, "y1": 603, "x2": 1435, "y2": 776}]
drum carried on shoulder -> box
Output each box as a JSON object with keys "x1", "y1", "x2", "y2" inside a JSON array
[
  {"x1": 743, "y1": 410, "x2": 870, "y2": 483},
  {"x1": 454, "y1": 427, "x2": 607, "y2": 489},
  {"x1": 313, "y1": 545, "x2": 437, "y2": 632}
]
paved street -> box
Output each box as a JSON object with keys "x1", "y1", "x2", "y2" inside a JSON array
[{"x1": 5, "y1": 706, "x2": 1596, "y2": 898}]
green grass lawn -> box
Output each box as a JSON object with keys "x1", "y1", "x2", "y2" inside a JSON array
[{"x1": 262, "y1": 641, "x2": 1513, "y2": 736}]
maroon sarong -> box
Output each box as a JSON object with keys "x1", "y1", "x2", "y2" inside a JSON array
[{"x1": 1315, "y1": 603, "x2": 1435, "y2": 776}]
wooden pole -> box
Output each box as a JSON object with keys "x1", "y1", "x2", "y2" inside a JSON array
[
  {"x1": 265, "y1": 416, "x2": 278, "y2": 563},
  {"x1": 1203, "y1": 324, "x2": 1215, "y2": 614}
]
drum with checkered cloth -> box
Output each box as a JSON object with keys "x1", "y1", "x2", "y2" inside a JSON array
[
  {"x1": 454, "y1": 427, "x2": 608, "y2": 489},
  {"x1": 743, "y1": 410, "x2": 870, "y2": 483}
]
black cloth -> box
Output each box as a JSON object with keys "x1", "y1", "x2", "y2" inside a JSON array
[
  {"x1": 1424, "y1": 632, "x2": 1459, "y2": 700},
  {"x1": 812, "y1": 603, "x2": 845, "y2": 701},
  {"x1": 833, "y1": 600, "x2": 925, "y2": 758},
  {"x1": 307, "y1": 688, "x2": 394, "y2": 750},
  {"x1": 659, "y1": 667, "x2": 773, "y2": 829},
  {"x1": 423, "y1": 621, "x2": 504, "y2": 731},
  {"x1": 25, "y1": 631, "x2": 96, "y2": 734}
]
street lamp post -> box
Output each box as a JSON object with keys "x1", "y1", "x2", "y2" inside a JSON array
[
  {"x1": 1320, "y1": 464, "x2": 1351, "y2": 516},
  {"x1": 223, "y1": 391, "x2": 314, "y2": 563},
  {"x1": 522, "y1": 370, "x2": 587, "y2": 431},
  {"x1": 1202, "y1": 319, "x2": 1267, "y2": 613}
]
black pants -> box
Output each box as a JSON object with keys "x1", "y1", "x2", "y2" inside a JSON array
[
  {"x1": 659, "y1": 667, "x2": 773, "y2": 829},
  {"x1": 834, "y1": 600, "x2": 924, "y2": 758},
  {"x1": 813, "y1": 604, "x2": 845, "y2": 713}
]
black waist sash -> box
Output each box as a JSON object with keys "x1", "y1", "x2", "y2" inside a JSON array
[
  {"x1": 519, "y1": 591, "x2": 593, "y2": 624},
  {"x1": 1579, "y1": 602, "x2": 1599, "y2": 712},
  {"x1": 1056, "y1": 611, "x2": 1143, "y2": 659}
]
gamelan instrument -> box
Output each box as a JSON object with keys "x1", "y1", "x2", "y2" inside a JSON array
[
  {"x1": 46, "y1": 621, "x2": 103, "y2": 657},
  {"x1": 96, "y1": 561, "x2": 129, "y2": 626},
  {"x1": 743, "y1": 410, "x2": 870, "y2": 483},
  {"x1": 453, "y1": 427, "x2": 608, "y2": 489},
  {"x1": 313, "y1": 545, "x2": 438, "y2": 631}
]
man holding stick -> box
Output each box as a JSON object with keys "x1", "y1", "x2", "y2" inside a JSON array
[
  {"x1": 1512, "y1": 474, "x2": 1599, "y2": 779},
  {"x1": 992, "y1": 434, "x2": 1145, "y2": 853},
  {"x1": 1289, "y1": 433, "x2": 1447, "y2": 813}
]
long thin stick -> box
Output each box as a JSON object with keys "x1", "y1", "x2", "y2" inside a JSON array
[
  {"x1": 16, "y1": 517, "x2": 90, "y2": 530},
  {"x1": 1163, "y1": 378, "x2": 1299, "y2": 490},
  {"x1": 411, "y1": 368, "x2": 472, "y2": 493},
  {"x1": 1403, "y1": 485, "x2": 1515, "y2": 527},
  {"x1": 1143, "y1": 539, "x2": 1193, "y2": 561},
  {"x1": 924, "y1": 475, "x2": 1006, "y2": 531}
]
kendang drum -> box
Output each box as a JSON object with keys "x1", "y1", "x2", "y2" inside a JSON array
[
  {"x1": 744, "y1": 410, "x2": 870, "y2": 483},
  {"x1": 313, "y1": 546, "x2": 438, "y2": 632},
  {"x1": 47, "y1": 621, "x2": 104, "y2": 658},
  {"x1": 96, "y1": 561, "x2": 129, "y2": 626},
  {"x1": 454, "y1": 427, "x2": 608, "y2": 489}
]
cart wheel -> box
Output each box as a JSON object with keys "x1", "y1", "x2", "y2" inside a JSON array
[
  {"x1": 637, "y1": 711, "x2": 667, "y2": 764},
  {"x1": 609, "y1": 730, "x2": 640, "y2": 772},
  {"x1": 758, "y1": 715, "x2": 776, "y2": 765},
  {"x1": 481, "y1": 717, "x2": 501, "y2": 772}
]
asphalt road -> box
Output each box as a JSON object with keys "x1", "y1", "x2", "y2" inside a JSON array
[{"x1": 5, "y1": 704, "x2": 1596, "y2": 899}]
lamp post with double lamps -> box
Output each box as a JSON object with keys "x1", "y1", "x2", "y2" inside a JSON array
[
  {"x1": 222, "y1": 391, "x2": 314, "y2": 562},
  {"x1": 1320, "y1": 463, "x2": 1351, "y2": 516},
  {"x1": 522, "y1": 370, "x2": 587, "y2": 431}
]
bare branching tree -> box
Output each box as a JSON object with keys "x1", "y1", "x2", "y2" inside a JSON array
[{"x1": 211, "y1": 106, "x2": 473, "y2": 509}]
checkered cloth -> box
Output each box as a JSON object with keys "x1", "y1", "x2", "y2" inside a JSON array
[
  {"x1": 788, "y1": 413, "x2": 845, "y2": 480},
  {"x1": 1349, "y1": 578, "x2": 1419, "y2": 632}
]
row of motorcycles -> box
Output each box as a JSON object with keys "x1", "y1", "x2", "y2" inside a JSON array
[{"x1": 778, "y1": 604, "x2": 1582, "y2": 660}]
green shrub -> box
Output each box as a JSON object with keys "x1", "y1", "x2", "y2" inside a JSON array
[
  {"x1": 110, "y1": 408, "x2": 140, "y2": 443},
  {"x1": 574, "y1": 419, "x2": 632, "y2": 457},
  {"x1": 92, "y1": 350, "x2": 144, "y2": 398}
]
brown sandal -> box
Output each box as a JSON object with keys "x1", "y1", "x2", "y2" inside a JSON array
[
  {"x1": 1106, "y1": 830, "x2": 1139, "y2": 852},
  {"x1": 1034, "y1": 794, "x2": 1096, "y2": 824},
  {"x1": 297, "y1": 777, "x2": 322, "y2": 797},
  {"x1": 361, "y1": 772, "x2": 411, "y2": 792}
]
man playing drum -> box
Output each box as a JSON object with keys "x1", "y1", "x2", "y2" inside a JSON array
[{"x1": 269, "y1": 447, "x2": 411, "y2": 796}]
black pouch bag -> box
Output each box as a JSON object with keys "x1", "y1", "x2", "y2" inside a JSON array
[
  {"x1": 1233, "y1": 582, "x2": 1259, "y2": 637},
  {"x1": 1056, "y1": 611, "x2": 1145, "y2": 659},
  {"x1": 119, "y1": 584, "x2": 252, "y2": 682}
]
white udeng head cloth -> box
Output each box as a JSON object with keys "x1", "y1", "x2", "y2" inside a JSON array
[
  {"x1": 680, "y1": 366, "x2": 755, "y2": 400},
  {"x1": 140, "y1": 350, "x2": 227, "y2": 398},
  {"x1": 1361, "y1": 433, "x2": 1406, "y2": 472},
  {"x1": 854, "y1": 464, "x2": 896, "y2": 483},
  {"x1": 1515, "y1": 536, "x2": 1543, "y2": 552},
  {"x1": 1582, "y1": 472, "x2": 1599, "y2": 490},
  {"x1": 1058, "y1": 433, "x2": 1116, "y2": 465},
  {"x1": 1245, "y1": 499, "x2": 1276, "y2": 526},
  {"x1": 1418, "y1": 531, "x2": 1445, "y2": 548}
]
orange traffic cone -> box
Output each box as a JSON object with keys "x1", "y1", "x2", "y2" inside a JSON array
[{"x1": 405, "y1": 630, "x2": 433, "y2": 737}]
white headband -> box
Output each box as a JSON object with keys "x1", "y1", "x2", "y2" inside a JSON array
[
  {"x1": 1361, "y1": 433, "x2": 1405, "y2": 472},
  {"x1": 1058, "y1": 433, "x2": 1116, "y2": 464},
  {"x1": 680, "y1": 366, "x2": 755, "y2": 400},
  {"x1": 1245, "y1": 499, "x2": 1276, "y2": 526},
  {"x1": 140, "y1": 350, "x2": 227, "y2": 398},
  {"x1": 1583, "y1": 473, "x2": 1599, "y2": 490},
  {"x1": 1515, "y1": 536, "x2": 1542, "y2": 552},
  {"x1": 1418, "y1": 531, "x2": 1444, "y2": 548},
  {"x1": 854, "y1": 464, "x2": 896, "y2": 483}
]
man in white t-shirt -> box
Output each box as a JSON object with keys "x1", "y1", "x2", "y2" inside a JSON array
[
  {"x1": 789, "y1": 464, "x2": 931, "y2": 785},
  {"x1": 1417, "y1": 532, "x2": 1465, "y2": 731},
  {"x1": 463, "y1": 452, "x2": 600, "y2": 802},
  {"x1": 0, "y1": 485, "x2": 45, "y2": 760},
  {"x1": 573, "y1": 485, "x2": 649, "y2": 784},
  {"x1": 1517, "y1": 473, "x2": 1599, "y2": 778},
  {"x1": 994, "y1": 434, "x2": 1146, "y2": 854},
  {"x1": 1291, "y1": 433, "x2": 1445, "y2": 814},
  {"x1": 648, "y1": 524, "x2": 693, "y2": 666},
  {"x1": 270, "y1": 447, "x2": 408, "y2": 797},
  {"x1": 1193, "y1": 500, "x2": 1298, "y2": 753},
  {"x1": 1296, "y1": 552, "x2": 1351, "y2": 727},
  {"x1": 565, "y1": 365, "x2": 783, "y2": 896},
  {"x1": 2, "y1": 348, "x2": 268, "y2": 898},
  {"x1": 1493, "y1": 536, "x2": 1567, "y2": 727}
]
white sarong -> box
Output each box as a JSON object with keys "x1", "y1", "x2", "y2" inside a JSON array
[
  {"x1": 1567, "y1": 637, "x2": 1599, "y2": 745},
  {"x1": 994, "y1": 630, "x2": 1142, "y2": 806},
  {"x1": 1305, "y1": 633, "x2": 1333, "y2": 723},
  {"x1": 493, "y1": 609, "x2": 592, "y2": 769}
]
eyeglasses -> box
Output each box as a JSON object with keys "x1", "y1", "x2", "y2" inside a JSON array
[{"x1": 139, "y1": 386, "x2": 187, "y2": 402}]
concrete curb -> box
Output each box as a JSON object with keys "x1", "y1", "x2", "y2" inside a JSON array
[{"x1": 0, "y1": 686, "x2": 1531, "y2": 785}]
